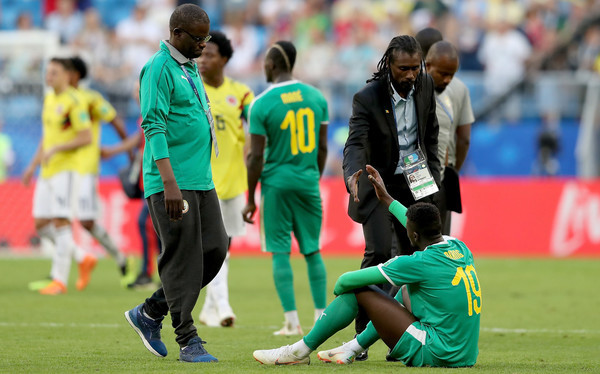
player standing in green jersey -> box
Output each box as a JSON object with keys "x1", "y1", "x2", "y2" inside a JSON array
[
  {"x1": 253, "y1": 164, "x2": 481, "y2": 367},
  {"x1": 242, "y1": 40, "x2": 329, "y2": 336}
]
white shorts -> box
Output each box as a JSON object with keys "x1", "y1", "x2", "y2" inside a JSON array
[
  {"x1": 218, "y1": 193, "x2": 246, "y2": 237},
  {"x1": 32, "y1": 171, "x2": 76, "y2": 219},
  {"x1": 75, "y1": 173, "x2": 100, "y2": 221}
]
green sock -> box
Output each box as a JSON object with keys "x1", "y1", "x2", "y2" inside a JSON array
[
  {"x1": 303, "y1": 293, "x2": 358, "y2": 351},
  {"x1": 356, "y1": 287, "x2": 405, "y2": 348},
  {"x1": 272, "y1": 253, "x2": 295, "y2": 312},
  {"x1": 305, "y1": 252, "x2": 327, "y2": 309},
  {"x1": 357, "y1": 321, "x2": 380, "y2": 348}
]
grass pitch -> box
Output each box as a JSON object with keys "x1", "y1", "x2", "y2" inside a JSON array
[{"x1": 0, "y1": 255, "x2": 599, "y2": 373}]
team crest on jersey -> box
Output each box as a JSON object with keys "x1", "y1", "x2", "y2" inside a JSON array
[
  {"x1": 182, "y1": 199, "x2": 189, "y2": 214},
  {"x1": 226, "y1": 95, "x2": 238, "y2": 106},
  {"x1": 55, "y1": 105, "x2": 64, "y2": 115}
]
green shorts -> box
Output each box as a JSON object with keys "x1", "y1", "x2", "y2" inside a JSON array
[
  {"x1": 389, "y1": 321, "x2": 433, "y2": 367},
  {"x1": 390, "y1": 322, "x2": 476, "y2": 367},
  {"x1": 259, "y1": 184, "x2": 322, "y2": 254}
]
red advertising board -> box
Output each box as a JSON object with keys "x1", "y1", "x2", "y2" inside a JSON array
[{"x1": 1, "y1": 178, "x2": 599, "y2": 257}]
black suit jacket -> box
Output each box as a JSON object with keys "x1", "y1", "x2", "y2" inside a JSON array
[{"x1": 343, "y1": 74, "x2": 441, "y2": 223}]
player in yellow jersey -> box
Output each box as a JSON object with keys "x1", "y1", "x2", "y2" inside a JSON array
[
  {"x1": 196, "y1": 30, "x2": 255, "y2": 327},
  {"x1": 22, "y1": 57, "x2": 96, "y2": 295},
  {"x1": 69, "y1": 56, "x2": 131, "y2": 281}
]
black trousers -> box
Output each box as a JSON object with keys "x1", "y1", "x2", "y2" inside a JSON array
[
  {"x1": 355, "y1": 175, "x2": 435, "y2": 334},
  {"x1": 143, "y1": 189, "x2": 228, "y2": 347}
]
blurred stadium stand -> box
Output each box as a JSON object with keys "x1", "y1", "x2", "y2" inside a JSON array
[{"x1": 0, "y1": 0, "x2": 599, "y2": 178}]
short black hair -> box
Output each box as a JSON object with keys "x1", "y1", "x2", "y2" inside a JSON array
[
  {"x1": 70, "y1": 56, "x2": 87, "y2": 79},
  {"x1": 406, "y1": 202, "x2": 442, "y2": 238},
  {"x1": 208, "y1": 30, "x2": 233, "y2": 60},
  {"x1": 169, "y1": 3, "x2": 209, "y2": 31},
  {"x1": 415, "y1": 27, "x2": 443, "y2": 58},
  {"x1": 49, "y1": 57, "x2": 73, "y2": 71},
  {"x1": 267, "y1": 40, "x2": 296, "y2": 72},
  {"x1": 426, "y1": 40, "x2": 459, "y2": 62}
]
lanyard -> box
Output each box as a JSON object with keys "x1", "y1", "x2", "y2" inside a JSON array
[
  {"x1": 179, "y1": 64, "x2": 219, "y2": 156},
  {"x1": 435, "y1": 95, "x2": 453, "y2": 125}
]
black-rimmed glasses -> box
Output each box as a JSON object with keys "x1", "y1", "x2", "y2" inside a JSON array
[{"x1": 176, "y1": 28, "x2": 211, "y2": 43}]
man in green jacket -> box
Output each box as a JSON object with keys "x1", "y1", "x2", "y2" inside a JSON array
[{"x1": 124, "y1": 3, "x2": 228, "y2": 363}]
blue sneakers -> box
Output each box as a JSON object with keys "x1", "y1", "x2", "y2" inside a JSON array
[
  {"x1": 179, "y1": 336, "x2": 218, "y2": 363},
  {"x1": 124, "y1": 303, "x2": 168, "y2": 357}
]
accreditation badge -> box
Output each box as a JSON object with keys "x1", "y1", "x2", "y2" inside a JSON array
[{"x1": 401, "y1": 149, "x2": 438, "y2": 200}]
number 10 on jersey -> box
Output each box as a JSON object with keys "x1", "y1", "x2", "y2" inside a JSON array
[{"x1": 280, "y1": 108, "x2": 316, "y2": 155}]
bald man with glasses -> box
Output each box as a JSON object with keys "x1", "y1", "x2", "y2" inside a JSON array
[{"x1": 124, "y1": 4, "x2": 228, "y2": 364}]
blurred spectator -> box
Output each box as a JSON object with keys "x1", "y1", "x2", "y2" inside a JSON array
[
  {"x1": 144, "y1": 0, "x2": 177, "y2": 32},
  {"x1": 71, "y1": 8, "x2": 108, "y2": 67},
  {"x1": 16, "y1": 12, "x2": 35, "y2": 30},
  {"x1": 44, "y1": 0, "x2": 84, "y2": 44},
  {"x1": 478, "y1": 16, "x2": 532, "y2": 121},
  {"x1": 577, "y1": 25, "x2": 600, "y2": 72},
  {"x1": 337, "y1": 22, "x2": 379, "y2": 87},
  {"x1": 294, "y1": 28, "x2": 335, "y2": 85},
  {"x1": 115, "y1": 4, "x2": 162, "y2": 80},
  {"x1": 91, "y1": 30, "x2": 135, "y2": 117},
  {"x1": 293, "y1": 0, "x2": 330, "y2": 52},
  {"x1": 222, "y1": 8, "x2": 262, "y2": 79},
  {"x1": 331, "y1": 0, "x2": 377, "y2": 47},
  {"x1": 0, "y1": 120, "x2": 15, "y2": 182},
  {"x1": 452, "y1": 0, "x2": 485, "y2": 70}
]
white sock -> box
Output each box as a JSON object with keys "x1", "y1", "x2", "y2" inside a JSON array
[
  {"x1": 284, "y1": 310, "x2": 300, "y2": 327},
  {"x1": 290, "y1": 339, "x2": 312, "y2": 357},
  {"x1": 90, "y1": 224, "x2": 125, "y2": 266},
  {"x1": 314, "y1": 308, "x2": 325, "y2": 323},
  {"x1": 38, "y1": 224, "x2": 56, "y2": 244},
  {"x1": 37, "y1": 224, "x2": 56, "y2": 257},
  {"x1": 344, "y1": 338, "x2": 365, "y2": 353},
  {"x1": 51, "y1": 226, "x2": 75, "y2": 285}
]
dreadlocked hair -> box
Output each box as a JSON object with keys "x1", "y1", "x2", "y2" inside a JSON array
[{"x1": 367, "y1": 35, "x2": 424, "y2": 95}]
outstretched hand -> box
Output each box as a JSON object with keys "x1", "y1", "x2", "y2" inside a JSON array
[{"x1": 366, "y1": 165, "x2": 394, "y2": 208}]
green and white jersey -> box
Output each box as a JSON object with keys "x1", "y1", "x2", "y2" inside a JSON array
[
  {"x1": 248, "y1": 80, "x2": 328, "y2": 190},
  {"x1": 379, "y1": 236, "x2": 481, "y2": 367}
]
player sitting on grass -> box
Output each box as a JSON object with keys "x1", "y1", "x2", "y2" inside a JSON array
[{"x1": 253, "y1": 164, "x2": 481, "y2": 367}]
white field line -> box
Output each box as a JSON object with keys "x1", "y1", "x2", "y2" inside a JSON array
[
  {"x1": 0, "y1": 322, "x2": 599, "y2": 335},
  {"x1": 481, "y1": 327, "x2": 600, "y2": 334}
]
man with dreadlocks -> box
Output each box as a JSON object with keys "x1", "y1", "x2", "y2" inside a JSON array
[
  {"x1": 342, "y1": 35, "x2": 441, "y2": 359},
  {"x1": 243, "y1": 40, "x2": 329, "y2": 336},
  {"x1": 252, "y1": 165, "x2": 480, "y2": 367}
]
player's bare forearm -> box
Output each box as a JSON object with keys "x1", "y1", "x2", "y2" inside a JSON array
[
  {"x1": 110, "y1": 116, "x2": 128, "y2": 140},
  {"x1": 317, "y1": 124, "x2": 328, "y2": 177},
  {"x1": 246, "y1": 153, "x2": 263, "y2": 205}
]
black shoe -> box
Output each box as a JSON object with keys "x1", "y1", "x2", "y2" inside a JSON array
[
  {"x1": 127, "y1": 274, "x2": 153, "y2": 289},
  {"x1": 355, "y1": 348, "x2": 369, "y2": 361},
  {"x1": 119, "y1": 263, "x2": 127, "y2": 277}
]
